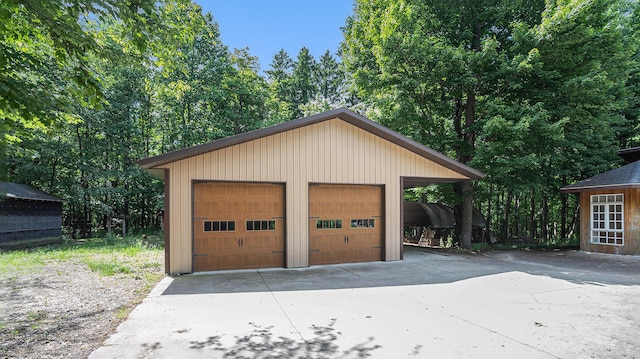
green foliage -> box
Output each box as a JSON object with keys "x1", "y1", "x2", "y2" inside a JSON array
[
  {"x1": 2, "y1": 0, "x2": 272, "y2": 237},
  {"x1": 4, "y1": 0, "x2": 638, "y2": 247},
  {"x1": 265, "y1": 48, "x2": 348, "y2": 121},
  {"x1": 0, "y1": 0, "x2": 161, "y2": 178},
  {"x1": 343, "y1": 0, "x2": 639, "y2": 244}
]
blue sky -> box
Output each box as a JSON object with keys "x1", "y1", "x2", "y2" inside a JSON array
[{"x1": 196, "y1": 1, "x2": 354, "y2": 71}]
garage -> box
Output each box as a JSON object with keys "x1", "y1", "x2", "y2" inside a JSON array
[
  {"x1": 192, "y1": 182, "x2": 285, "y2": 271},
  {"x1": 137, "y1": 108, "x2": 485, "y2": 274},
  {"x1": 309, "y1": 184, "x2": 383, "y2": 265}
]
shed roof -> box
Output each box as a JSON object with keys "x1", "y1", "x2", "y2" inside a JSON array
[
  {"x1": 0, "y1": 182, "x2": 63, "y2": 202},
  {"x1": 560, "y1": 160, "x2": 640, "y2": 193},
  {"x1": 403, "y1": 202, "x2": 486, "y2": 228},
  {"x1": 137, "y1": 108, "x2": 485, "y2": 180},
  {"x1": 404, "y1": 202, "x2": 455, "y2": 228}
]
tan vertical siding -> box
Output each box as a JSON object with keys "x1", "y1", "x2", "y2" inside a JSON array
[
  {"x1": 579, "y1": 188, "x2": 640, "y2": 255},
  {"x1": 163, "y1": 169, "x2": 171, "y2": 273},
  {"x1": 159, "y1": 118, "x2": 470, "y2": 273}
]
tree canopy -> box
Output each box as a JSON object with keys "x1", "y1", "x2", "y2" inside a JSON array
[
  {"x1": 2, "y1": 0, "x2": 638, "y2": 244},
  {"x1": 342, "y1": 0, "x2": 639, "y2": 246},
  {"x1": 0, "y1": 0, "x2": 160, "y2": 164}
]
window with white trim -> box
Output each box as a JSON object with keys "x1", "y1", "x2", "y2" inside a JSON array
[{"x1": 590, "y1": 194, "x2": 624, "y2": 245}]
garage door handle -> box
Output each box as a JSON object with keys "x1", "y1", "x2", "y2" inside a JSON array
[
  {"x1": 310, "y1": 249, "x2": 320, "y2": 252},
  {"x1": 371, "y1": 246, "x2": 382, "y2": 249},
  {"x1": 193, "y1": 254, "x2": 207, "y2": 257},
  {"x1": 272, "y1": 250, "x2": 285, "y2": 254}
]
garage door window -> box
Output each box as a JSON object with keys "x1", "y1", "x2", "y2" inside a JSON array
[
  {"x1": 590, "y1": 194, "x2": 623, "y2": 245},
  {"x1": 204, "y1": 220, "x2": 236, "y2": 232},
  {"x1": 351, "y1": 219, "x2": 375, "y2": 228},
  {"x1": 246, "y1": 220, "x2": 276, "y2": 231},
  {"x1": 316, "y1": 219, "x2": 343, "y2": 229}
]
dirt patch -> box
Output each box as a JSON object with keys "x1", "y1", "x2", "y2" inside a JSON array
[{"x1": 0, "y1": 252, "x2": 164, "y2": 358}]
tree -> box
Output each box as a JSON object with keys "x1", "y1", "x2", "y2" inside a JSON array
[
  {"x1": 265, "y1": 49, "x2": 295, "y2": 122},
  {"x1": 266, "y1": 49, "x2": 295, "y2": 100},
  {"x1": 0, "y1": 0, "x2": 160, "y2": 179},
  {"x1": 315, "y1": 50, "x2": 345, "y2": 105},
  {"x1": 342, "y1": 0, "x2": 635, "y2": 246},
  {"x1": 152, "y1": 2, "x2": 235, "y2": 151},
  {"x1": 342, "y1": 0, "x2": 543, "y2": 248},
  {"x1": 217, "y1": 48, "x2": 268, "y2": 135},
  {"x1": 290, "y1": 47, "x2": 318, "y2": 118},
  {"x1": 265, "y1": 48, "x2": 349, "y2": 121}
]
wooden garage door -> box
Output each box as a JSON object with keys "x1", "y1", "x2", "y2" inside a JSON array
[
  {"x1": 309, "y1": 184, "x2": 383, "y2": 265},
  {"x1": 193, "y1": 182, "x2": 285, "y2": 272}
]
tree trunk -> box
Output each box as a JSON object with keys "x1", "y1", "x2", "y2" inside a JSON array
[
  {"x1": 567, "y1": 199, "x2": 580, "y2": 239},
  {"x1": 76, "y1": 124, "x2": 91, "y2": 238},
  {"x1": 486, "y1": 178, "x2": 493, "y2": 243},
  {"x1": 514, "y1": 193, "x2": 520, "y2": 239},
  {"x1": 502, "y1": 190, "x2": 513, "y2": 242},
  {"x1": 529, "y1": 189, "x2": 536, "y2": 241},
  {"x1": 560, "y1": 192, "x2": 568, "y2": 240},
  {"x1": 123, "y1": 182, "x2": 130, "y2": 238},
  {"x1": 541, "y1": 194, "x2": 549, "y2": 242},
  {"x1": 454, "y1": 181, "x2": 474, "y2": 249}
]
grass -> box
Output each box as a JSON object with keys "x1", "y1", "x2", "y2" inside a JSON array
[
  {"x1": 85, "y1": 260, "x2": 133, "y2": 276},
  {"x1": 0, "y1": 232, "x2": 166, "y2": 358},
  {"x1": 0, "y1": 233, "x2": 164, "y2": 277}
]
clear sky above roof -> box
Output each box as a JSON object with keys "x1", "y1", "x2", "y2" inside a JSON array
[{"x1": 196, "y1": 1, "x2": 354, "y2": 71}]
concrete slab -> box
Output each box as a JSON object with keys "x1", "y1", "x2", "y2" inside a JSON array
[{"x1": 90, "y1": 247, "x2": 640, "y2": 358}]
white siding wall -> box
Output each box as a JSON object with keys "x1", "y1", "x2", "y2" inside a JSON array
[{"x1": 161, "y1": 118, "x2": 467, "y2": 273}]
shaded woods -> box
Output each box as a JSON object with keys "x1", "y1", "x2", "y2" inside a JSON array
[{"x1": 2, "y1": 0, "x2": 639, "y2": 244}]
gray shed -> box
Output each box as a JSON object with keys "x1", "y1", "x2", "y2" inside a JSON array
[{"x1": 0, "y1": 182, "x2": 64, "y2": 249}]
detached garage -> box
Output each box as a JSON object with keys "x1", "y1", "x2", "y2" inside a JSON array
[{"x1": 137, "y1": 108, "x2": 484, "y2": 274}]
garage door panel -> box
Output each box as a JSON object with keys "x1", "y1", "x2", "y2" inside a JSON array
[
  {"x1": 193, "y1": 182, "x2": 285, "y2": 272},
  {"x1": 310, "y1": 250, "x2": 343, "y2": 265},
  {"x1": 243, "y1": 253, "x2": 285, "y2": 268},
  {"x1": 347, "y1": 233, "x2": 379, "y2": 246},
  {"x1": 354, "y1": 248, "x2": 381, "y2": 262},
  {"x1": 194, "y1": 237, "x2": 239, "y2": 252},
  {"x1": 309, "y1": 184, "x2": 383, "y2": 266},
  {"x1": 243, "y1": 236, "x2": 284, "y2": 250},
  {"x1": 194, "y1": 255, "x2": 243, "y2": 272},
  {"x1": 312, "y1": 234, "x2": 346, "y2": 247}
]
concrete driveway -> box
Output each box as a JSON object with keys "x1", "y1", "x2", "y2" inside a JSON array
[{"x1": 90, "y1": 247, "x2": 640, "y2": 358}]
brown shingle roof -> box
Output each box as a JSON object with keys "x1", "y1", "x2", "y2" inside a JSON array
[
  {"x1": 136, "y1": 108, "x2": 485, "y2": 180},
  {"x1": 560, "y1": 160, "x2": 640, "y2": 193}
]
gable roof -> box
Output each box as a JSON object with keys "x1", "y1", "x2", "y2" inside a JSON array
[
  {"x1": 560, "y1": 160, "x2": 640, "y2": 193},
  {"x1": 137, "y1": 108, "x2": 485, "y2": 180},
  {"x1": 0, "y1": 182, "x2": 63, "y2": 202}
]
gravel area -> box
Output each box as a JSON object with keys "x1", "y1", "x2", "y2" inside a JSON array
[{"x1": 0, "y1": 252, "x2": 164, "y2": 358}]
